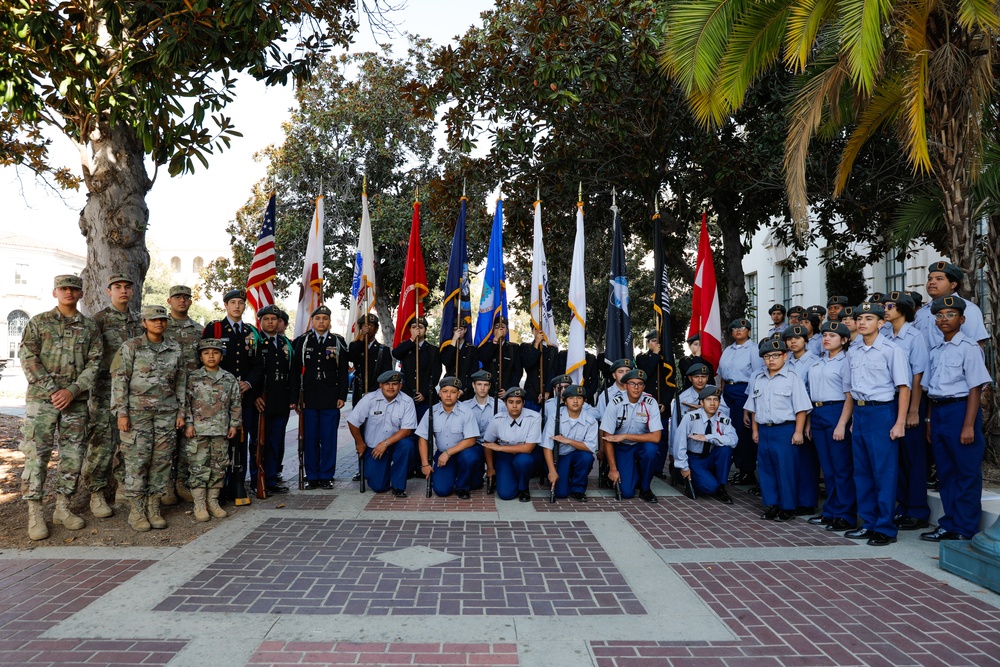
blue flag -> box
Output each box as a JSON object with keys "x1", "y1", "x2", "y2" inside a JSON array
[
  {"x1": 604, "y1": 203, "x2": 633, "y2": 365},
  {"x1": 475, "y1": 198, "x2": 508, "y2": 346},
  {"x1": 440, "y1": 197, "x2": 472, "y2": 350}
]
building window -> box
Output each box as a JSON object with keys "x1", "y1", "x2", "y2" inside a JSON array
[
  {"x1": 7, "y1": 310, "x2": 29, "y2": 361},
  {"x1": 746, "y1": 272, "x2": 758, "y2": 341},
  {"x1": 781, "y1": 265, "x2": 792, "y2": 309},
  {"x1": 170, "y1": 256, "x2": 181, "y2": 273},
  {"x1": 14, "y1": 263, "x2": 28, "y2": 285},
  {"x1": 885, "y1": 253, "x2": 906, "y2": 293},
  {"x1": 192, "y1": 256, "x2": 204, "y2": 273}
]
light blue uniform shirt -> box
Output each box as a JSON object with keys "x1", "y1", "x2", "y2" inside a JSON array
[
  {"x1": 673, "y1": 408, "x2": 738, "y2": 470},
  {"x1": 806, "y1": 336, "x2": 823, "y2": 357},
  {"x1": 786, "y1": 351, "x2": 820, "y2": 390},
  {"x1": 921, "y1": 331, "x2": 993, "y2": 398},
  {"x1": 483, "y1": 410, "x2": 542, "y2": 447},
  {"x1": 544, "y1": 396, "x2": 600, "y2": 421},
  {"x1": 844, "y1": 334, "x2": 911, "y2": 401},
  {"x1": 880, "y1": 322, "x2": 929, "y2": 376},
  {"x1": 806, "y1": 352, "x2": 853, "y2": 403},
  {"x1": 596, "y1": 383, "x2": 627, "y2": 415},
  {"x1": 718, "y1": 342, "x2": 764, "y2": 383},
  {"x1": 463, "y1": 397, "x2": 507, "y2": 443},
  {"x1": 669, "y1": 387, "x2": 730, "y2": 459},
  {"x1": 914, "y1": 300, "x2": 989, "y2": 347},
  {"x1": 541, "y1": 409, "x2": 599, "y2": 455},
  {"x1": 415, "y1": 403, "x2": 480, "y2": 452},
  {"x1": 347, "y1": 390, "x2": 418, "y2": 447},
  {"x1": 745, "y1": 366, "x2": 812, "y2": 424},
  {"x1": 600, "y1": 394, "x2": 663, "y2": 443},
  {"x1": 767, "y1": 322, "x2": 788, "y2": 336}
]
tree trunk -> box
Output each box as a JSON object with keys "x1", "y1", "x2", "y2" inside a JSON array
[
  {"x1": 716, "y1": 208, "x2": 748, "y2": 327},
  {"x1": 77, "y1": 122, "x2": 151, "y2": 315},
  {"x1": 983, "y1": 212, "x2": 1000, "y2": 463},
  {"x1": 373, "y1": 254, "x2": 395, "y2": 345}
]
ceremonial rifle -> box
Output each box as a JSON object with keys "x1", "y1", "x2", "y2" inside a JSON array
[
  {"x1": 425, "y1": 389, "x2": 435, "y2": 498},
  {"x1": 549, "y1": 385, "x2": 561, "y2": 504},
  {"x1": 255, "y1": 396, "x2": 267, "y2": 499}
]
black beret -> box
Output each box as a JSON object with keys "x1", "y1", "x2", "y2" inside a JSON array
[
  {"x1": 781, "y1": 325, "x2": 808, "y2": 340},
  {"x1": 868, "y1": 292, "x2": 885, "y2": 303},
  {"x1": 807, "y1": 305, "x2": 827, "y2": 316},
  {"x1": 493, "y1": 316, "x2": 508, "y2": 326},
  {"x1": 787, "y1": 305, "x2": 805, "y2": 316},
  {"x1": 840, "y1": 306, "x2": 855, "y2": 318},
  {"x1": 930, "y1": 295, "x2": 967, "y2": 315},
  {"x1": 360, "y1": 313, "x2": 379, "y2": 325},
  {"x1": 759, "y1": 339, "x2": 788, "y2": 356},
  {"x1": 410, "y1": 316, "x2": 429, "y2": 327},
  {"x1": 686, "y1": 333, "x2": 701, "y2": 344},
  {"x1": 277, "y1": 309, "x2": 289, "y2": 324},
  {"x1": 698, "y1": 385, "x2": 723, "y2": 400},
  {"x1": 611, "y1": 358, "x2": 634, "y2": 372},
  {"x1": 549, "y1": 373, "x2": 573, "y2": 389},
  {"x1": 562, "y1": 384, "x2": 586, "y2": 398},
  {"x1": 928, "y1": 260, "x2": 963, "y2": 284},
  {"x1": 645, "y1": 330, "x2": 657, "y2": 341},
  {"x1": 470, "y1": 370, "x2": 493, "y2": 383},
  {"x1": 905, "y1": 291, "x2": 924, "y2": 307},
  {"x1": 378, "y1": 370, "x2": 403, "y2": 384},
  {"x1": 767, "y1": 304, "x2": 786, "y2": 314}
]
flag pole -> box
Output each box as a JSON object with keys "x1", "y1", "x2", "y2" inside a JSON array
[
  {"x1": 363, "y1": 175, "x2": 369, "y2": 395},
  {"x1": 535, "y1": 181, "x2": 544, "y2": 408},
  {"x1": 654, "y1": 197, "x2": 662, "y2": 405},
  {"x1": 456, "y1": 181, "x2": 465, "y2": 379},
  {"x1": 414, "y1": 185, "x2": 421, "y2": 404}
]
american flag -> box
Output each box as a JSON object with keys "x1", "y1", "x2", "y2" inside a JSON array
[{"x1": 246, "y1": 193, "x2": 277, "y2": 314}]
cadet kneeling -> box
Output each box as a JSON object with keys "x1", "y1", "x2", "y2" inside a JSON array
[
  {"x1": 184, "y1": 338, "x2": 242, "y2": 522},
  {"x1": 673, "y1": 385, "x2": 738, "y2": 503},
  {"x1": 541, "y1": 384, "x2": 598, "y2": 501},
  {"x1": 348, "y1": 370, "x2": 418, "y2": 497},
  {"x1": 417, "y1": 377, "x2": 482, "y2": 499},
  {"x1": 483, "y1": 388, "x2": 541, "y2": 502}
]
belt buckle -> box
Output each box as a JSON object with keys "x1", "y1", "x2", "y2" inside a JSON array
[{"x1": 814, "y1": 401, "x2": 824, "y2": 407}]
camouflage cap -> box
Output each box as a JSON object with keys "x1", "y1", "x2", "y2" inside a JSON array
[
  {"x1": 698, "y1": 385, "x2": 723, "y2": 400},
  {"x1": 928, "y1": 260, "x2": 963, "y2": 284},
  {"x1": 141, "y1": 304, "x2": 169, "y2": 320},
  {"x1": 223, "y1": 288, "x2": 247, "y2": 303},
  {"x1": 759, "y1": 338, "x2": 788, "y2": 356},
  {"x1": 504, "y1": 387, "x2": 526, "y2": 400},
  {"x1": 377, "y1": 370, "x2": 403, "y2": 384},
  {"x1": 54, "y1": 274, "x2": 83, "y2": 289},
  {"x1": 199, "y1": 338, "x2": 225, "y2": 352},
  {"x1": 781, "y1": 325, "x2": 808, "y2": 340},
  {"x1": 610, "y1": 358, "x2": 633, "y2": 372},
  {"x1": 438, "y1": 376, "x2": 463, "y2": 390},
  {"x1": 855, "y1": 301, "x2": 885, "y2": 318},
  {"x1": 686, "y1": 362, "x2": 710, "y2": 377},
  {"x1": 562, "y1": 384, "x2": 586, "y2": 398},
  {"x1": 169, "y1": 285, "x2": 192, "y2": 297},
  {"x1": 820, "y1": 321, "x2": 850, "y2": 337},
  {"x1": 470, "y1": 370, "x2": 493, "y2": 384},
  {"x1": 622, "y1": 369, "x2": 647, "y2": 384},
  {"x1": 549, "y1": 373, "x2": 573, "y2": 389},
  {"x1": 930, "y1": 295, "x2": 967, "y2": 315},
  {"x1": 107, "y1": 274, "x2": 134, "y2": 287}
]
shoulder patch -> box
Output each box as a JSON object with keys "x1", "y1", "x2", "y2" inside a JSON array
[
  {"x1": 689, "y1": 412, "x2": 701, "y2": 420},
  {"x1": 611, "y1": 394, "x2": 625, "y2": 405},
  {"x1": 719, "y1": 417, "x2": 731, "y2": 425}
]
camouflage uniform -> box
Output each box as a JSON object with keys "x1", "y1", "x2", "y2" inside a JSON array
[
  {"x1": 84, "y1": 305, "x2": 141, "y2": 492},
  {"x1": 164, "y1": 313, "x2": 202, "y2": 484},
  {"x1": 19, "y1": 308, "x2": 102, "y2": 500},
  {"x1": 185, "y1": 366, "x2": 242, "y2": 487},
  {"x1": 110, "y1": 333, "x2": 186, "y2": 497}
]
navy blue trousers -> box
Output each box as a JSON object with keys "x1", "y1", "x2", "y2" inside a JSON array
[
  {"x1": 853, "y1": 403, "x2": 898, "y2": 537},
  {"x1": 724, "y1": 383, "x2": 755, "y2": 473},
  {"x1": 613, "y1": 441, "x2": 659, "y2": 498},
  {"x1": 431, "y1": 445, "x2": 485, "y2": 495},
  {"x1": 551, "y1": 449, "x2": 595, "y2": 497},
  {"x1": 896, "y1": 398, "x2": 930, "y2": 520},
  {"x1": 757, "y1": 422, "x2": 798, "y2": 510},
  {"x1": 931, "y1": 401, "x2": 985, "y2": 537},
  {"x1": 303, "y1": 408, "x2": 339, "y2": 482},
  {"x1": 364, "y1": 435, "x2": 417, "y2": 493},
  {"x1": 494, "y1": 449, "x2": 535, "y2": 500},
  {"x1": 689, "y1": 445, "x2": 733, "y2": 496},
  {"x1": 810, "y1": 403, "x2": 856, "y2": 522}
]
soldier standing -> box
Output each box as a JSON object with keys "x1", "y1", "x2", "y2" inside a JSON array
[
  {"x1": 392, "y1": 316, "x2": 442, "y2": 420},
  {"x1": 521, "y1": 324, "x2": 556, "y2": 413},
  {"x1": 111, "y1": 305, "x2": 187, "y2": 531},
  {"x1": 19, "y1": 275, "x2": 102, "y2": 540},
  {"x1": 291, "y1": 305, "x2": 349, "y2": 489},
  {"x1": 83, "y1": 273, "x2": 141, "y2": 516},
  {"x1": 163, "y1": 285, "x2": 201, "y2": 504},
  {"x1": 348, "y1": 314, "x2": 392, "y2": 404},
  {"x1": 254, "y1": 305, "x2": 293, "y2": 494},
  {"x1": 184, "y1": 339, "x2": 242, "y2": 522},
  {"x1": 441, "y1": 324, "x2": 480, "y2": 400},
  {"x1": 201, "y1": 288, "x2": 264, "y2": 502},
  {"x1": 478, "y1": 317, "x2": 523, "y2": 397}
]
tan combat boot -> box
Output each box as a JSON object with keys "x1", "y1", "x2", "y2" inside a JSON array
[
  {"x1": 161, "y1": 481, "x2": 178, "y2": 506},
  {"x1": 90, "y1": 492, "x2": 113, "y2": 518},
  {"x1": 206, "y1": 488, "x2": 228, "y2": 518},
  {"x1": 146, "y1": 495, "x2": 167, "y2": 529},
  {"x1": 114, "y1": 484, "x2": 126, "y2": 506},
  {"x1": 191, "y1": 488, "x2": 210, "y2": 522},
  {"x1": 127, "y1": 497, "x2": 151, "y2": 532},
  {"x1": 52, "y1": 494, "x2": 85, "y2": 530},
  {"x1": 175, "y1": 480, "x2": 194, "y2": 503},
  {"x1": 26, "y1": 499, "x2": 49, "y2": 541}
]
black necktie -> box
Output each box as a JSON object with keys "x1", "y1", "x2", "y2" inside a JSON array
[
  {"x1": 704, "y1": 419, "x2": 714, "y2": 456},
  {"x1": 510, "y1": 419, "x2": 520, "y2": 428}
]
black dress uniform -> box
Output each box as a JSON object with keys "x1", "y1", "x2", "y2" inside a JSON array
[
  {"x1": 253, "y1": 307, "x2": 294, "y2": 492},
  {"x1": 478, "y1": 338, "x2": 523, "y2": 395},
  {"x1": 291, "y1": 325, "x2": 350, "y2": 486},
  {"x1": 441, "y1": 341, "x2": 480, "y2": 400},
  {"x1": 392, "y1": 336, "x2": 442, "y2": 420},
  {"x1": 555, "y1": 349, "x2": 600, "y2": 405},
  {"x1": 349, "y1": 337, "x2": 392, "y2": 403},
  {"x1": 202, "y1": 308, "x2": 264, "y2": 500},
  {"x1": 521, "y1": 342, "x2": 557, "y2": 412}
]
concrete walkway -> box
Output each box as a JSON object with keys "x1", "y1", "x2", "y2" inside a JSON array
[{"x1": 1, "y1": 414, "x2": 999, "y2": 667}]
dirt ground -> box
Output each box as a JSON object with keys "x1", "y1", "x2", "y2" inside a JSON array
[{"x1": 0, "y1": 414, "x2": 254, "y2": 550}]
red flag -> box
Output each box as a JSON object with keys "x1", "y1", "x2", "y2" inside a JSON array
[
  {"x1": 688, "y1": 212, "x2": 723, "y2": 368},
  {"x1": 246, "y1": 193, "x2": 277, "y2": 315},
  {"x1": 393, "y1": 201, "x2": 429, "y2": 347}
]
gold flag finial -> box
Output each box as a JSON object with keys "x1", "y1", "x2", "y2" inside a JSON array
[{"x1": 578, "y1": 182, "x2": 582, "y2": 204}]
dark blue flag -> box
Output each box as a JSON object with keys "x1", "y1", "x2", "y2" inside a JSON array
[
  {"x1": 440, "y1": 196, "x2": 472, "y2": 351},
  {"x1": 653, "y1": 208, "x2": 676, "y2": 405},
  {"x1": 605, "y1": 203, "x2": 633, "y2": 366}
]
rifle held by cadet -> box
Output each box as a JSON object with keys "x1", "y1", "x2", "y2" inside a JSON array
[{"x1": 549, "y1": 386, "x2": 561, "y2": 504}]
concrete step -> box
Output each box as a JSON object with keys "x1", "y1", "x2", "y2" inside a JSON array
[{"x1": 928, "y1": 489, "x2": 1000, "y2": 532}]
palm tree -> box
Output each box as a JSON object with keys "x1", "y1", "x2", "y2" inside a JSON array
[{"x1": 659, "y1": 0, "x2": 999, "y2": 289}]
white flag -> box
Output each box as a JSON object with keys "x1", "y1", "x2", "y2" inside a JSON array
[
  {"x1": 295, "y1": 195, "x2": 324, "y2": 337},
  {"x1": 348, "y1": 191, "x2": 378, "y2": 339},
  {"x1": 530, "y1": 200, "x2": 558, "y2": 344},
  {"x1": 566, "y1": 201, "x2": 587, "y2": 384}
]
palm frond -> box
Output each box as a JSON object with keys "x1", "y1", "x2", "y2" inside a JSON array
[
  {"x1": 718, "y1": 0, "x2": 794, "y2": 110},
  {"x1": 957, "y1": 0, "x2": 1000, "y2": 30},
  {"x1": 837, "y1": 0, "x2": 893, "y2": 94},
  {"x1": 661, "y1": 0, "x2": 751, "y2": 95},
  {"x1": 784, "y1": 56, "x2": 850, "y2": 232},
  {"x1": 898, "y1": 0, "x2": 932, "y2": 173},
  {"x1": 834, "y1": 75, "x2": 903, "y2": 196},
  {"x1": 784, "y1": 0, "x2": 836, "y2": 71},
  {"x1": 890, "y1": 189, "x2": 945, "y2": 249}
]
